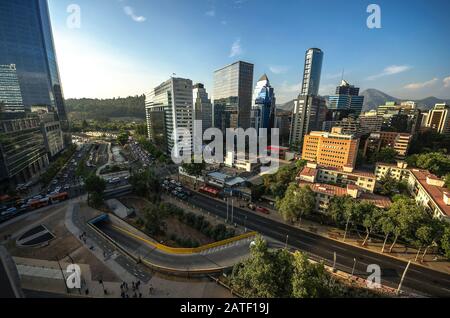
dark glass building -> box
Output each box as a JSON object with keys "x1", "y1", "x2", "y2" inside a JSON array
[
  {"x1": 300, "y1": 48, "x2": 323, "y2": 96},
  {"x1": 0, "y1": 0, "x2": 69, "y2": 137},
  {"x1": 213, "y1": 61, "x2": 254, "y2": 131}
]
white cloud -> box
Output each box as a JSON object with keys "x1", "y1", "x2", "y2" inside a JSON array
[
  {"x1": 443, "y1": 76, "x2": 450, "y2": 88},
  {"x1": 404, "y1": 78, "x2": 439, "y2": 90},
  {"x1": 269, "y1": 65, "x2": 289, "y2": 75},
  {"x1": 123, "y1": 6, "x2": 146, "y2": 23},
  {"x1": 367, "y1": 65, "x2": 411, "y2": 80},
  {"x1": 205, "y1": 10, "x2": 216, "y2": 17},
  {"x1": 229, "y1": 38, "x2": 243, "y2": 58}
]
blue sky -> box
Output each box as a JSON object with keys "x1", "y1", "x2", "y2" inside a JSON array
[{"x1": 48, "y1": 0, "x2": 450, "y2": 103}]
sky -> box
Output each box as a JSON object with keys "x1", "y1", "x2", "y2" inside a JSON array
[{"x1": 48, "y1": 0, "x2": 450, "y2": 103}]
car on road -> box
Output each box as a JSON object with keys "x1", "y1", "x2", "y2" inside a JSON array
[{"x1": 256, "y1": 206, "x2": 270, "y2": 215}]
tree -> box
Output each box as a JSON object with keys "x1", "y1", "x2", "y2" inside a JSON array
[
  {"x1": 117, "y1": 132, "x2": 129, "y2": 146},
  {"x1": 440, "y1": 224, "x2": 450, "y2": 260},
  {"x1": 291, "y1": 252, "x2": 335, "y2": 298},
  {"x1": 276, "y1": 184, "x2": 315, "y2": 224},
  {"x1": 142, "y1": 205, "x2": 167, "y2": 236},
  {"x1": 386, "y1": 196, "x2": 428, "y2": 252},
  {"x1": 230, "y1": 236, "x2": 294, "y2": 298},
  {"x1": 415, "y1": 218, "x2": 444, "y2": 262},
  {"x1": 85, "y1": 175, "x2": 106, "y2": 207},
  {"x1": 371, "y1": 147, "x2": 398, "y2": 164},
  {"x1": 377, "y1": 169, "x2": 403, "y2": 196},
  {"x1": 407, "y1": 152, "x2": 450, "y2": 177},
  {"x1": 378, "y1": 213, "x2": 397, "y2": 253},
  {"x1": 361, "y1": 204, "x2": 383, "y2": 246},
  {"x1": 328, "y1": 196, "x2": 353, "y2": 226}
]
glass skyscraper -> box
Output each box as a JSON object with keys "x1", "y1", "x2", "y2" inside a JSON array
[
  {"x1": 0, "y1": 0, "x2": 69, "y2": 133},
  {"x1": 300, "y1": 48, "x2": 324, "y2": 96},
  {"x1": 213, "y1": 61, "x2": 254, "y2": 131},
  {"x1": 251, "y1": 74, "x2": 276, "y2": 132},
  {"x1": 0, "y1": 64, "x2": 25, "y2": 114},
  {"x1": 328, "y1": 80, "x2": 364, "y2": 116}
]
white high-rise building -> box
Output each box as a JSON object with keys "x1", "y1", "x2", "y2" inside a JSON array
[{"x1": 145, "y1": 77, "x2": 193, "y2": 156}]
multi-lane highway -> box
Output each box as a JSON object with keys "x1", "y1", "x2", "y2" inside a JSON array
[{"x1": 187, "y1": 192, "x2": 450, "y2": 297}]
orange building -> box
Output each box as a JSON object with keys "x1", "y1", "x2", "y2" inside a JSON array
[{"x1": 302, "y1": 127, "x2": 359, "y2": 169}]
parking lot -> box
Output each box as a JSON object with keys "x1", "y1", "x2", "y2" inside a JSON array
[{"x1": 161, "y1": 178, "x2": 193, "y2": 201}]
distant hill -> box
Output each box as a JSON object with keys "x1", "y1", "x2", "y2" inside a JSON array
[
  {"x1": 277, "y1": 89, "x2": 450, "y2": 113},
  {"x1": 360, "y1": 89, "x2": 400, "y2": 112},
  {"x1": 65, "y1": 95, "x2": 146, "y2": 120}
]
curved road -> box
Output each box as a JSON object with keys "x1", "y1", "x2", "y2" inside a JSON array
[
  {"x1": 187, "y1": 192, "x2": 450, "y2": 297},
  {"x1": 94, "y1": 220, "x2": 253, "y2": 273}
]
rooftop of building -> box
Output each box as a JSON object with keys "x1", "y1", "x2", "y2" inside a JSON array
[
  {"x1": 299, "y1": 182, "x2": 391, "y2": 209},
  {"x1": 409, "y1": 169, "x2": 450, "y2": 217}
]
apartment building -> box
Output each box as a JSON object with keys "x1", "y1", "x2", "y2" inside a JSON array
[
  {"x1": 375, "y1": 162, "x2": 450, "y2": 222},
  {"x1": 299, "y1": 182, "x2": 391, "y2": 214},
  {"x1": 364, "y1": 131, "x2": 412, "y2": 158},
  {"x1": 423, "y1": 103, "x2": 450, "y2": 135},
  {"x1": 297, "y1": 162, "x2": 376, "y2": 193},
  {"x1": 301, "y1": 127, "x2": 359, "y2": 169}
]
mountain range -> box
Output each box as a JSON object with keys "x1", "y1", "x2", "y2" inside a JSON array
[{"x1": 277, "y1": 89, "x2": 450, "y2": 113}]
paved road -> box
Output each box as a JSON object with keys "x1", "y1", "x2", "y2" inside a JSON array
[
  {"x1": 187, "y1": 192, "x2": 450, "y2": 297},
  {"x1": 93, "y1": 220, "x2": 253, "y2": 273},
  {"x1": 71, "y1": 204, "x2": 151, "y2": 283}
]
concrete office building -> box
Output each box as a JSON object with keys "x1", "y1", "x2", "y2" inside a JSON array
[
  {"x1": 289, "y1": 95, "x2": 327, "y2": 150},
  {"x1": 145, "y1": 77, "x2": 194, "y2": 156},
  {"x1": 301, "y1": 127, "x2": 359, "y2": 169},
  {"x1": 364, "y1": 131, "x2": 412, "y2": 159}
]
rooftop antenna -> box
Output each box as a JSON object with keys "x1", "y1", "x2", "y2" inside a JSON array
[{"x1": 341, "y1": 68, "x2": 345, "y2": 82}]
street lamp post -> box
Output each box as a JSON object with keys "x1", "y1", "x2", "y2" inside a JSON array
[
  {"x1": 351, "y1": 258, "x2": 357, "y2": 276},
  {"x1": 285, "y1": 235, "x2": 289, "y2": 249},
  {"x1": 397, "y1": 261, "x2": 411, "y2": 295}
]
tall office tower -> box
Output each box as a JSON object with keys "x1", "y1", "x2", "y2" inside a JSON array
[
  {"x1": 289, "y1": 95, "x2": 327, "y2": 150},
  {"x1": 424, "y1": 103, "x2": 450, "y2": 135},
  {"x1": 0, "y1": 0, "x2": 70, "y2": 144},
  {"x1": 0, "y1": 115, "x2": 49, "y2": 187},
  {"x1": 275, "y1": 110, "x2": 292, "y2": 147},
  {"x1": 192, "y1": 83, "x2": 213, "y2": 133},
  {"x1": 300, "y1": 48, "x2": 324, "y2": 96},
  {"x1": 145, "y1": 77, "x2": 194, "y2": 156},
  {"x1": 0, "y1": 64, "x2": 25, "y2": 114},
  {"x1": 328, "y1": 80, "x2": 365, "y2": 117},
  {"x1": 302, "y1": 127, "x2": 360, "y2": 169},
  {"x1": 251, "y1": 74, "x2": 276, "y2": 132},
  {"x1": 213, "y1": 61, "x2": 254, "y2": 131}
]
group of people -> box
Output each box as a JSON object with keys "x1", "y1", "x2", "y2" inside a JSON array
[{"x1": 120, "y1": 280, "x2": 145, "y2": 298}]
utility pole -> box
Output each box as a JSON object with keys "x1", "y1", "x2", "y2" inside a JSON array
[
  {"x1": 226, "y1": 198, "x2": 229, "y2": 223},
  {"x1": 332, "y1": 252, "x2": 337, "y2": 272},
  {"x1": 351, "y1": 258, "x2": 357, "y2": 276},
  {"x1": 397, "y1": 261, "x2": 411, "y2": 295},
  {"x1": 231, "y1": 199, "x2": 234, "y2": 224},
  {"x1": 285, "y1": 234, "x2": 289, "y2": 249},
  {"x1": 343, "y1": 214, "x2": 351, "y2": 242}
]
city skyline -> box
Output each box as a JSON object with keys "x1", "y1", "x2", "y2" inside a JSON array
[{"x1": 47, "y1": 0, "x2": 450, "y2": 103}]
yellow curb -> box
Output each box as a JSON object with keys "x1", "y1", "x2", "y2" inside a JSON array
[{"x1": 110, "y1": 224, "x2": 257, "y2": 255}]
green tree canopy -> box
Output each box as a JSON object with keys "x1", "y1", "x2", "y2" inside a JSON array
[{"x1": 276, "y1": 184, "x2": 315, "y2": 223}]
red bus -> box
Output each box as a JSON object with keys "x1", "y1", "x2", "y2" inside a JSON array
[
  {"x1": 30, "y1": 198, "x2": 50, "y2": 210},
  {"x1": 199, "y1": 186, "x2": 220, "y2": 198},
  {"x1": 50, "y1": 192, "x2": 69, "y2": 204}
]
